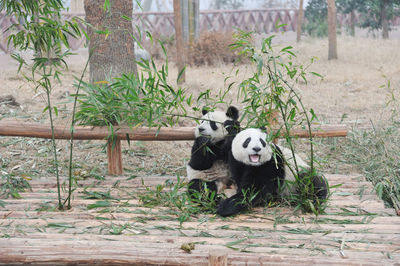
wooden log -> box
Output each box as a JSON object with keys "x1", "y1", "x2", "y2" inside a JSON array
[
  {"x1": 0, "y1": 121, "x2": 195, "y2": 140},
  {"x1": 2, "y1": 236, "x2": 400, "y2": 261},
  {"x1": 0, "y1": 121, "x2": 347, "y2": 175},
  {"x1": 280, "y1": 124, "x2": 348, "y2": 138},
  {"x1": 0, "y1": 121, "x2": 348, "y2": 140}
]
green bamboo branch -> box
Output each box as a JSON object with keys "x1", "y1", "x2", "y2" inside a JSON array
[{"x1": 64, "y1": 49, "x2": 93, "y2": 209}]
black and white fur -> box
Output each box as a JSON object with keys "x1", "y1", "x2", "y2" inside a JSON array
[
  {"x1": 186, "y1": 106, "x2": 239, "y2": 197},
  {"x1": 217, "y1": 128, "x2": 328, "y2": 217}
]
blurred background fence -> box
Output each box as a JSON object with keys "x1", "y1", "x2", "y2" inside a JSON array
[{"x1": 1, "y1": 8, "x2": 400, "y2": 54}]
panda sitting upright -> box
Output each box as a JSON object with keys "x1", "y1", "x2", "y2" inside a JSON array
[
  {"x1": 217, "y1": 127, "x2": 328, "y2": 217},
  {"x1": 186, "y1": 106, "x2": 239, "y2": 198}
]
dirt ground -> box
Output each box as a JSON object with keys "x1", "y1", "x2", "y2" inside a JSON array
[{"x1": 1, "y1": 30, "x2": 400, "y2": 180}]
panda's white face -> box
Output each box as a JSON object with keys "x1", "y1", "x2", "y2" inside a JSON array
[
  {"x1": 195, "y1": 110, "x2": 229, "y2": 143},
  {"x1": 232, "y1": 128, "x2": 273, "y2": 166}
]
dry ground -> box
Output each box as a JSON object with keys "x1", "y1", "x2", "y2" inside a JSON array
[
  {"x1": 1, "y1": 174, "x2": 399, "y2": 265},
  {"x1": 0, "y1": 33, "x2": 400, "y2": 179}
]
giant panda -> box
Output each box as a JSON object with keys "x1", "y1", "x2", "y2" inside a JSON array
[
  {"x1": 217, "y1": 128, "x2": 328, "y2": 217},
  {"x1": 186, "y1": 106, "x2": 240, "y2": 198}
]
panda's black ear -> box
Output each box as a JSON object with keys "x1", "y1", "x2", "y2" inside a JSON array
[
  {"x1": 259, "y1": 126, "x2": 267, "y2": 133},
  {"x1": 226, "y1": 106, "x2": 239, "y2": 120},
  {"x1": 202, "y1": 108, "x2": 208, "y2": 115}
]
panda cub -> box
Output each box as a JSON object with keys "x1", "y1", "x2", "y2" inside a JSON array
[
  {"x1": 217, "y1": 128, "x2": 328, "y2": 217},
  {"x1": 186, "y1": 106, "x2": 239, "y2": 198}
]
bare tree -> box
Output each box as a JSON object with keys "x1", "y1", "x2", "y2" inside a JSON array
[
  {"x1": 84, "y1": 0, "x2": 137, "y2": 83},
  {"x1": 327, "y1": 0, "x2": 338, "y2": 60}
]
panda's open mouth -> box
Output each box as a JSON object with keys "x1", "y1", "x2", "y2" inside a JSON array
[{"x1": 249, "y1": 154, "x2": 261, "y2": 163}]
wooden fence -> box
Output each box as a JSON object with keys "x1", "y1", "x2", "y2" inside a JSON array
[
  {"x1": 2, "y1": 9, "x2": 400, "y2": 54},
  {"x1": 134, "y1": 9, "x2": 299, "y2": 36},
  {"x1": 0, "y1": 121, "x2": 348, "y2": 175},
  {"x1": 1, "y1": 9, "x2": 299, "y2": 54}
]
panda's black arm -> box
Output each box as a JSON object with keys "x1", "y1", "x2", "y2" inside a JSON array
[
  {"x1": 216, "y1": 190, "x2": 247, "y2": 217},
  {"x1": 222, "y1": 120, "x2": 240, "y2": 160},
  {"x1": 224, "y1": 120, "x2": 241, "y2": 135},
  {"x1": 222, "y1": 135, "x2": 234, "y2": 161},
  {"x1": 188, "y1": 136, "x2": 217, "y2": 170},
  {"x1": 216, "y1": 179, "x2": 255, "y2": 217}
]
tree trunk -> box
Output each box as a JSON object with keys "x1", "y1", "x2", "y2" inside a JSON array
[
  {"x1": 296, "y1": 0, "x2": 304, "y2": 42},
  {"x1": 173, "y1": 0, "x2": 186, "y2": 84},
  {"x1": 84, "y1": 0, "x2": 137, "y2": 83},
  {"x1": 187, "y1": 0, "x2": 199, "y2": 46},
  {"x1": 381, "y1": 0, "x2": 389, "y2": 39},
  {"x1": 327, "y1": 0, "x2": 338, "y2": 60}
]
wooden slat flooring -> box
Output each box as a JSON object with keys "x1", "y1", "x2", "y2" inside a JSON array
[{"x1": 0, "y1": 174, "x2": 399, "y2": 265}]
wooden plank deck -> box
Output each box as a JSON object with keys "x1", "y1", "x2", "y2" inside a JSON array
[{"x1": 0, "y1": 174, "x2": 399, "y2": 265}]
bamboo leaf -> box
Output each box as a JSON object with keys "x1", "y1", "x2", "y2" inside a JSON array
[
  {"x1": 87, "y1": 200, "x2": 111, "y2": 209},
  {"x1": 47, "y1": 223, "x2": 75, "y2": 228}
]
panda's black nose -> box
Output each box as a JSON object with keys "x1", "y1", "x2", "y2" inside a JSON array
[
  {"x1": 199, "y1": 127, "x2": 205, "y2": 132},
  {"x1": 253, "y1": 147, "x2": 261, "y2": 153}
]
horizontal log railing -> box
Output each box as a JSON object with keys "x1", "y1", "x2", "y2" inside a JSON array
[{"x1": 0, "y1": 121, "x2": 348, "y2": 175}]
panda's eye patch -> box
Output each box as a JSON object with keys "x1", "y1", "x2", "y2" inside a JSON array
[
  {"x1": 243, "y1": 137, "x2": 251, "y2": 148},
  {"x1": 260, "y1": 138, "x2": 266, "y2": 147},
  {"x1": 210, "y1": 121, "x2": 218, "y2": 131}
]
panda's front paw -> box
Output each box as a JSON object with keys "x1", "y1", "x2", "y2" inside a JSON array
[
  {"x1": 217, "y1": 197, "x2": 244, "y2": 217},
  {"x1": 196, "y1": 136, "x2": 212, "y2": 146}
]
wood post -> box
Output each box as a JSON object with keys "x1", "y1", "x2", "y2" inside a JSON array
[
  {"x1": 208, "y1": 250, "x2": 227, "y2": 266},
  {"x1": 107, "y1": 138, "x2": 123, "y2": 175},
  {"x1": 186, "y1": 0, "x2": 199, "y2": 45},
  {"x1": 327, "y1": 0, "x2": 338, "y2": 60},
  {"x1": 296, "y1": 0, "x2": 304, "y2": 42},
  {"x1": 381, "y1": 0, "x2": 389, "y2": 39},
  {"x1": 173, "y1": 0, "x2": 186, "y2": 83}
]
